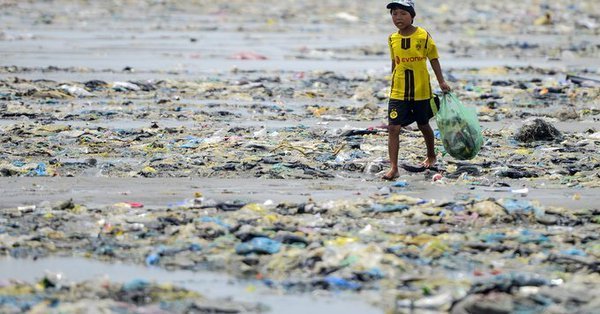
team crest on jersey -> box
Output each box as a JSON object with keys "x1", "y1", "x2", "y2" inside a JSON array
[{"x1": 416, "y1": 41, "x2": 422, "y2": 50}]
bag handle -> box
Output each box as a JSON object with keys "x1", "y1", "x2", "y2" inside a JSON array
[{"x1": 442, "y1": 92, "x2": 459, "y2": 102}]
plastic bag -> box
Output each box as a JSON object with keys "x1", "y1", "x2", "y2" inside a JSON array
[{"x1": 435, "y1": 93, "x2": 483, "y2": 160}]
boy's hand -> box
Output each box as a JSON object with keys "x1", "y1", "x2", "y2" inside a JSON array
[{"x1": 440, "y1": 81, "x2": 451, "y2": 93}]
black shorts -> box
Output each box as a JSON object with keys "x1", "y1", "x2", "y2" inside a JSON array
[{"x1": 388, "y1": 97, "x2": 440, "y2": 127}]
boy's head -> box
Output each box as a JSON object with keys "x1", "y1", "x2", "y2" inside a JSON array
[{"x1": 386, "y1": 0, "x2": 416, "y2": 18}]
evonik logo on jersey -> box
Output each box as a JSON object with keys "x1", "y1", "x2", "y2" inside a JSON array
[{"x1": 395, "y1": 56, "x2": 427, "y2": 64}]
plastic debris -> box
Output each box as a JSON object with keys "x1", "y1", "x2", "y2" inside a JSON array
[
  {"x1": 235, "y1": 237, "x2": 281, "y2": 255},
  {"x1": 514, "y1": 119, "x2": 563, "y2": 143},
  {"x1": 436, "y1": 93, "x2": 484, "y2": 160},
  {"x1": 1, "y1": 1, "x2": 599, "y2": 313},
  {"x1": 392, "y1": 180, "x2": 409, "y2": 187},
  {"x1": 0, "y1": 276, "x2": 260, "y2": 313}
]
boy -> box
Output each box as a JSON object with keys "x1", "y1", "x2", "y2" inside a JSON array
[{"x1": 383, "y1": 0, "x2": 451, "y2": 180}]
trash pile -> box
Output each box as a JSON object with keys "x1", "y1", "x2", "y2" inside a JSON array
[
  {"x1": 514, "y1": 118, "x2": 563, "y2": 143},
  {"x1": 1, "y1": 192, "x2": 599, "y2": 312},
  {"x1": 0, "y1": 275, "x2": 260, "y2": 313}
]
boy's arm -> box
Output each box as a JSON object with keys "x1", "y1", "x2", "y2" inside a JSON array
[
  {"x1": 389, "y1": 35, "x2": 395, "y2": 73},
  {"x1": 430, "y1": 58, "x2": 451, "y2": 92}
]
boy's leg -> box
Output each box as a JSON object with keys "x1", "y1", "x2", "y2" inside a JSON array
[
  {"x1": 414, "y1": 99, "x2": 437, "y2": 168},
  {"x1": 384, "y1": 125, "x2": 402, "y2": 180},
  {"x1": 417, "y1": 122, "x2": 436, "y2": 168},
  {"x1": 385, "y1": 99, "x2": 412, "y2": 180}
]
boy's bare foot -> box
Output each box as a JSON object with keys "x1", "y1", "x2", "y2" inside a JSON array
[
  {"x1": 422, "y1": 157, "x2": 437, "y2": 169},
  {"x1": 382, "y1": 168, "x2": 399, "y2": 181}
]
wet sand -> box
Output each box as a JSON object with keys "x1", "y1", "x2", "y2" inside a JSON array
[
  {"x1": 1, "y1": 176, "x2": 598, "y2": 211},
  {"x1": 1, "y1": 0, "x2": 599, "y2": 313}
]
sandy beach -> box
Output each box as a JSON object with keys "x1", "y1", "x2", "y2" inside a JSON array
[{"x1": 1, "y1": 0, "x2": 599, "y2": 313}]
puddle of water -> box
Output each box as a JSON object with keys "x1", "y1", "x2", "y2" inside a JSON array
[
  {"x1": 0, "y1": 118, "x2": 357, "y2": 130},
  {"x1": 0, "y1": 257, "x2": 381, "y2": 314}
]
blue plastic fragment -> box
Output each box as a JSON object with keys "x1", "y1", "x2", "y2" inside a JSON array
[
  {"x1": 446, "y1": 204, "x2": 466, "y2": 212},
  {"x1": 188, "y1": 243, "x2": 202, "y2": 252},
  {"x1": 145, "y1": 243, "x2": 201, "y2": 266},
  {"x1": 235, "y1": 237, "x2": 281, "y2": 255},
  {"x1": 368, "y1": 268, "x2": 384, "y2": 278},
  {"x1": 518, "y1": 230, "x2": 548, "y2": 244},
  {"x1": 483, "y1": 233, "x2": 506, "y2": 243},
  {"x1": 324, "y1": 276, "x2": 361, "y2": 290},
  {"x1": 392, "y1": 180, "x2": 409, "y2": 188},
  {"x1": 262, "y1": 279, "x2": 275, "y2": 288},
  {"x1": 33, "y1": 162, "x2": 47, "y2": 176},
  {"x1": 199, "y1": 216, "x2": 230, "y2": 228},
  {"x1": 560, "y1": 248, "x2": 586, "y2": 256},
  {"x1": 145, "y1": 252, "x2": 160, "y2": 266},
  {"x1": 503, "y1": 199, "x2": 533, "y2": 213},
  {"x1": 502, "y1": 198, "x2": 544, "y2": 218},
  {"x1": 180, "y1": 136, "x2": 204, "y2": 148},
  {"x1": 123, "y1": 279, "x2": 150, "y2": 291}
]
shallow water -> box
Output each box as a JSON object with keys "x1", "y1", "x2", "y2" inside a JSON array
[{"x1": 1, "y1": 177, "x2": 597, "y2": 210}]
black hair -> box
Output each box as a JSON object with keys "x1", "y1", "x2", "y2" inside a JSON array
[{"x1": 389, "y1": 5, "x2": 416, "y2": 18}]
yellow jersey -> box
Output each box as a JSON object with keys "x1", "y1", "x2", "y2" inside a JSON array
[{"x1": 388, "y1": 27, "x2": 439, "y2": 101}]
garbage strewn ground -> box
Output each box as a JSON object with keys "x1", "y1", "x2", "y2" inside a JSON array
[
  {"x1": 1, "y1": 0, "x2": 599, "y2": 313},
  {"x1": 1, "y1": 191, "x2": 599, "y2": 312},
  {"x1": 0, "y1": 275, "x2": 262, "y2": 314},
  {"x1": 0, "y1": 69, "x2": 598, "y2": 184}
]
